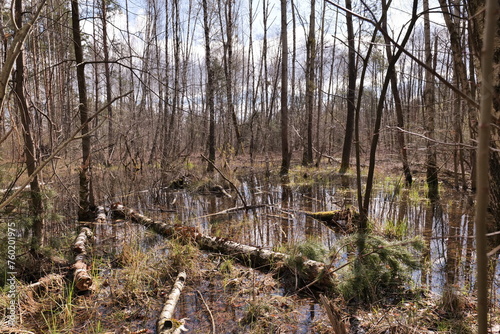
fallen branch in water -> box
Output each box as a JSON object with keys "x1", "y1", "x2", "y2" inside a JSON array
[{"x1": 111, "y1": 204, "x2": 337, "y2": 291}]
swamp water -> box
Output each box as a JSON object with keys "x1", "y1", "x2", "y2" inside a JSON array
[{"x1": 86, "y1": 172, "x2": 500, "y2": 333}]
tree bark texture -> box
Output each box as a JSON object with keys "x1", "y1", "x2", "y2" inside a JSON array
[
  {"x1": 111, "y1": 204, "x2": 337, "y2": 291},
  {"x1": 467, "y1": 0, "x2": 500, "y2": 331},
  {"x1": 157, "y1": 271, "x2": 188, "y2": 334}
]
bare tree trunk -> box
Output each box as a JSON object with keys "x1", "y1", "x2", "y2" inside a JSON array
[
  {"x1": 72, "y1": 0, "x2": 94, "y2": 220},
  {"x1": 438, "y1": 0, "x2": 478, "y2": 190},
  {"x1": 315, "y1": 2, "x2": 326, "y2": 165},
  {"x1": 339, "y1": 0, "x2": 356, "y2": 173},
  {"x1": 218, "y1": 0, "x2": 243, "y2": 155},
  {"x1": 101, "y1": 0, "x2": 114, "y2": 165},
  {"x1": 14, "y1": 0, "x2": 44, "y2": 252},
  {"x1": 382, "y1": 0, "x2": 412, "y2": 186},
  {"x1": 423, "y1": 0, "x2": 439, "y2": 201},
  {"x1": 302, "y1": 0, "x2": 316, "y2": 166},
  {"x1": 203, "y1": 0, "x2": 216, "y2": 173},
  {"x1": 467, "y1": 0, "x2": 500, "y2": 331},
  {"x1": 361, "y1": 0, "x2": 418, "y2": 228},
  {"x1": 280, "y1": 0, "x2": 290, "y2": 176}
]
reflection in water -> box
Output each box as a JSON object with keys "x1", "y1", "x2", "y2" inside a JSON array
[
  {"x1": 125, "y1": 176, "x2": 478, "y2": 297},
  {"x1": 74, "y1": 172, "x2": 500, "y2": 332}
]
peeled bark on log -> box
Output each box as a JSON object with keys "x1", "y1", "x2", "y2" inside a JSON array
[
  {"x1": 157, "y1": 272, "x2": 188, "y2": 334},
  {"x1": 95, "y1": 206, "x2": 106, "y2": 224},
  {"x1": 72, "y1": 259, "x2": 92, "y2": 291},
  {"x1": 73, "y1": 227, "x2": 92, "y2": 253},
  {"x1": 111, "y1": 204, "x2": 337, "y2": 291}
]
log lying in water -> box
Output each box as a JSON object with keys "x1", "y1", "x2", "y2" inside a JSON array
[
  {"x1": 111, "y1": 204, "x2": 337, "y2": 291},
  {"x1": 157, "y1": 271, "x2": 188, "y2": 334},
  {"x1": 304, "y1": 208, "x2": 359, "y2": 234}
]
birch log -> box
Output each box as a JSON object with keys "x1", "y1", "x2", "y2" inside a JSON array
[
  {"x1": 111, "y1": 204, "x2": 337, "y2": 291},
  {"x1": 73, "y1": 212, "x2": 98, "y2": 291},
  {"x1": 157, "y1": 271, "x2": 188, "y2": 334}
]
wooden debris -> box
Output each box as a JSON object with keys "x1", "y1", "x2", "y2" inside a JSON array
[
  {"x1": 157, "y1": 271, "x2": 189, "y2": 334},
  {"x1": 111, "y1": 204, "x2": 337, "y2": 291},
  {"x1": 72, "y1": 257, "x2": 92, "y2": 291},
  {"x1": 320, "y1": 294, "x2": 347, "y2": 334},
  {"x1": 27, "y1": 273, "x2": 65, "y2": 292},
  {"x1": 305, "y1": 208, "x2": 359, "y2": 234},
  {"x1": 72, "y1": 207, "x2": 102, "y2": 291},
  {"x1": 73, "y1": 227, "x2": 93, "y2": 253}
]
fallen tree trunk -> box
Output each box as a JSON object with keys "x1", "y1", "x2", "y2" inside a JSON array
[
  {"x1": 304, "y1": 208, "x2": 359, "y2": 234},
  {"x1": 157, "y1": 271, "x2": 188, "y2": 334},
  {"x1": 72, "y1": 212, "x2": 97, "y2": 291},
  {"x1": 111, "y1": 204, "x2": 337, "y2": 291}
]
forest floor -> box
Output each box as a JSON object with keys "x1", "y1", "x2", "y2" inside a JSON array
[{"x1": 1, "y1": 155, "x2": 499, "y2": 333}]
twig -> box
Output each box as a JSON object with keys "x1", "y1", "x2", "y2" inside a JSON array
[
  {"x1": 197, "y1": 290, "x2": 216, "y2": 334},
  {"x1": 200, "y1": 154, "x2": 248, "y2": 209}
]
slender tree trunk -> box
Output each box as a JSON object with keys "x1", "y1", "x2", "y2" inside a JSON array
[
  {"x1": 302, "y1": 0, "x2": 316, "y2": 166},
  {"x1": 382, "y1": 0, "x2": 412, "y2": 185},
  {"x1": 423, "y1": 0, "x2": 439, "y2": 200},
  {"x1": 361, "y1": 0, "x2": 418, "y2": 228},
  {"x1": 101, "y1": 0, "x2": 114, "y2": 165},
  {"x1": 219, "y1": 0, "x2": 243, "y2": 155},
  {"x1": 339, "y1": 0, "x2": 356, "y2": 173},
  {"x1": 280, "y1": 0, "x2": 290, "y2": 176},
  {"x1": 438, "y1": 0, "x2": 477, "y2": 190},
  {"x1": 72, "y1": 0, "x2": 94, "y2": 220},
  {"x1": 203, "y1": 0, "x2": 216, "y2": 172},
  {"x1": 468, "y1": 0, "x2": 500, "y2": 331},
  {"x1": 161, "y1": 0, "x2": 171, "y2": 180},
  {"x1": 315, "y1": 2, "x2": 326, "y2": 165},
  {"x1": 14, "y1": 0, "x2": 44, "y2": 252}
]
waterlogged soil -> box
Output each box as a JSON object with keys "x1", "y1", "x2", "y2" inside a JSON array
[{"x1": 2, "y1": 164, "x2": 500, "y2": 333}]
